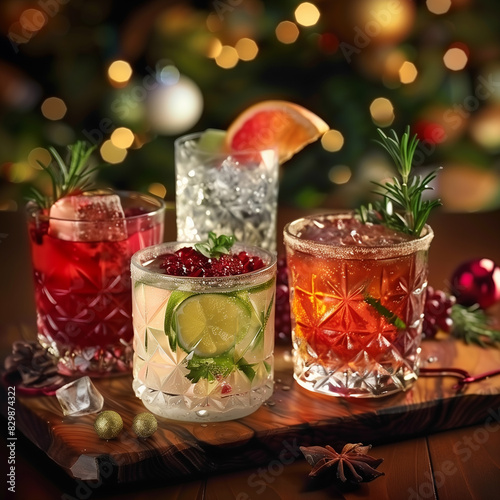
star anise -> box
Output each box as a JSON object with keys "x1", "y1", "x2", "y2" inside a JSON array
[{"x1": 300, "y1": 443, "x2": 384, "y2": 484}]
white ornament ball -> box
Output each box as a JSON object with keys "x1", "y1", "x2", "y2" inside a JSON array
[{"x1": 148, "y1": 75, "x2": 203, "y2": 135}]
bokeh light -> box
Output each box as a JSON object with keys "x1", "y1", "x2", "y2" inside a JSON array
[
  {"x1": 443, "y1": 47, "x2": 468, "y2": 71},
  {"x1": 20, "y1": 9, "x2": 47, "y2": 33},
  {"x1": 329, "y1": 165, "x2": 352, "y2": 185},
  {"x1": 426, "y1": 0, "x2": 452, "y2": 15},
  {"x1": 275, "y1": 21, "x2": 300, "y2": 44},
  {"x1": 111, "y1": 127, "x2": 135, "y2": 149},
  {"x1": 318, "y1": 33, "x2": 339, "y2": 54},
  {"x1": 100, "y1": 140, "x2": 127, "y2": 164},
  {"x1": 6, "y1": 162, "x2": 32, "y2": 183},
  {"x1": 321, "y1": 130, "x2": 345, "y2": 152},
  {"x1": 440, "y1": 164, "x2": 500, "y2": 212},
  {"x1": 399, "y1": 61, "x2": 418, "y2": 83},
  {"x1": 28, "y1": 147, "x2": 51, "y2": 170},
  {"x1": 207, "y1": 37, "x2": 223, "y2": 59},
  {"x1": 206, "y1": 12, "x2": 223, "y2": 33},
  {"x1": 215, "y1": 46, "x2": 239, "y2": 68},
  {"x1": 148, "y1": 182, "x2": 167, "y2": 199},
  {"x1": 470, "y1": 106, "x2": 500, "y2": 150},
  {"x1": 108, "y1": 60, "x2": 133, "y2": 86},
  {"x1": 370, "y1": 98, "x2": 395, "y2": 126},
  {"x1": 235, "y1": 38, "x2": 259, "y2": 61},
  {"x1": 41, "y1": 97, "x2": 67, "y2": 120},
  {"x1": 294, "y1": 2, "x2": 320, "y2": 27}
]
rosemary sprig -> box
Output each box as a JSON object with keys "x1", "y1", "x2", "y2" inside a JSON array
[
  {"x1": 364, "y1": 294, "x2": 406, "y2": 329},
  {"x1": 450, "y1": 303, "x2": 500, "y2": 348},
  {"x1": 194, "y1": 231, "x2": 235, "y2": 258},
  {"x1": 357, "y1": 127, "x2": 441, "y2": 237},
  {"x1": 27, "y1": 141, "x2": 98, "y2": 209}
]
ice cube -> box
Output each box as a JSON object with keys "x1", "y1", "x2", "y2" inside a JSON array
[
  {"x1": 49, "y1": 193, "x2": 127, "y2": 242},
  {"x1": 56, "y1": 376, "x2": 104, "y2": 416}
]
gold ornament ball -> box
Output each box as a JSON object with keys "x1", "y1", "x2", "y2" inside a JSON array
[
  {"x1": 94, "y1": 411, "x2": 123, "y2": 440},
  {"x1": 132, "y1": 412, "x2": 158, "y2": 438}
]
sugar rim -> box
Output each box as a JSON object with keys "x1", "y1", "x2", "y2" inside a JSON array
[
  {"x1": 26, "y1": 190, "x2": 166, "y2": 222},
  {"x1": 283, "y1": 212, "x2": 434, "y2": 260}
]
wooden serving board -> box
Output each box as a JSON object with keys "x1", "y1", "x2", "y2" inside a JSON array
[{"x1": 3, "y1": 338, "x2": 500, "y2": 484}]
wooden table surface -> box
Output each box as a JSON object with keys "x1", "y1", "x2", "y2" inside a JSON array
[{"x1": 1, "y1": 205, "x2": 500, "y2": 499}]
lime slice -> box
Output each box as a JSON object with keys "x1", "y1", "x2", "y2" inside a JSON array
[
  {"x1": 244, "y1": 277, "x2": 275, "y2": 295},
  {"x1": 164, "y1": 290, "x2": 195, "y2": 350},
  {"x1": 197, "y1": 129, "x2": 227, "y2": 153},
  {"x1": 173, "y1": 293, "x2": 251, "y2": 357}
]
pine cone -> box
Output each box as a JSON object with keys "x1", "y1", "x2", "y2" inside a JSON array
[{"x1": 3, "y1": 341, "x2": 66, "y2": 395}]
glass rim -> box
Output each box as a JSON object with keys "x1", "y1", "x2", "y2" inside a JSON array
[
  {"x1": 174, "y1": 130, "x2": 278, "y2": 156},
  {"x1": 131, "y1": 241, "x2": 277, "y2": 289},
  {"x1": 283, "y1": 212, "x2": 434, "y2": 259},
  {"x1": 26, "y1": 190, "x2": 166, "y2": 223}
]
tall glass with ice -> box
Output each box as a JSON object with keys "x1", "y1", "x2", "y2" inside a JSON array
[
  {"x1": 175, "y1": 131, "x2": 279, "y2": 252},
  {"x1": 131, "y1": 241, "x2": 276, "y2": 421},
  {"x1": 27, "y1": 191, "x2": 165, "y2": 376},
  {"x1": 284, "y1": 213, "x2": 433, "y2": 398}
]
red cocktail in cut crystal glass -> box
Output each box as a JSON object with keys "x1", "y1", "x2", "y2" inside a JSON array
[{"x1": 27, "y1": 191, "x2": 165, "y2": 376}]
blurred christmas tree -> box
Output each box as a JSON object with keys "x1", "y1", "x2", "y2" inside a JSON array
[{"x1": 1, "y1": 0, "x2": 500, "y2": 212}]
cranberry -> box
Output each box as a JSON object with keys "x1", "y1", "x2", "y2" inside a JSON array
[{"x1": 158, "y1": 247, "x2": 265, "y2": 277}]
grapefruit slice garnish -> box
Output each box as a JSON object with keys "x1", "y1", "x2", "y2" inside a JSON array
[{"x1": 225, "y1": 100, "x2": 329, "y2": 164}]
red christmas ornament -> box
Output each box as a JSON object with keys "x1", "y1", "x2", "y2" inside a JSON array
[{"x1": 450, "y1": 258, "x2": 500, "y2": 309}]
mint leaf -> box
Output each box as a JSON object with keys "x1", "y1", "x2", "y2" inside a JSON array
[
  {"x1": 237, "y1": 359, "x2": 256, "y2": 381},
  {"x1": 194, "y1": 231, "x2": 235, "y2": 258},
  {"x1": 185, "y1": 354, "x2": 234, "y2": 383}
]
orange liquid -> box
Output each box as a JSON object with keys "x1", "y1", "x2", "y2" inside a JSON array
[{"x1": 287, "y1": 246, "x2": 427, "y2": 366}]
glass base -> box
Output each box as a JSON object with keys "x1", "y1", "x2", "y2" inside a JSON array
[
  {"x1": 293, "y1": 350, "x2": 419, "y2": 398},
  {"x1": 38, "y1": 334, "x2": 133, "y2": 377},
  {"x1": 133, "y1": 378, "x2": 273, "y2": 422}
]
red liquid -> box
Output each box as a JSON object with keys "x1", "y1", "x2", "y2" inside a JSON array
[{"x1": 28, "y1": 208, "x2": 164, "y2": 375}]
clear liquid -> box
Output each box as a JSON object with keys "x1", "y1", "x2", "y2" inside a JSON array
[
  {"x1": 175, "y1": 137, "x2": 278, "y2": 251},
  {"x1": 131, "y1": 243, "x2": 276, "y2": 421}
]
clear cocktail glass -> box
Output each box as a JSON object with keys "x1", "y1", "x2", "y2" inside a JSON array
[
  {"x1": 284, "y1": 213, "x2": 434, "y2": 398},
  {"x1": 175, "y1": 131, "x2": 279, "y2": 252},
  {"x1": 27, "y1": 191, "x2": 166, "y2": 377},
  {"x1": 131, "y1": 242, "x2": 276, "y2": 421}
]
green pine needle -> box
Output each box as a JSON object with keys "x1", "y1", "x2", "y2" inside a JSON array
[
  {"x1": 364, "y1": 294, "x2": 406, "y2": 329},
  {"x1": 356, "y1": 127, "x2": 441, "y2": 237},
  {"x1": 451, "y1": 303, "x2": 500, "y2": 348},
  {"x1": 27, "y1": 141, "x2": 98, "y2": 209}
]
